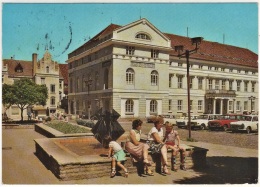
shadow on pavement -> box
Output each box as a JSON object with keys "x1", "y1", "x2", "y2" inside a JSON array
[{"x1": 174, "y1": 156, "x2": 258, "y2": 184}]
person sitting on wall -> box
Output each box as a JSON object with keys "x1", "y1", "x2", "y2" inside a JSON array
[{"x1": 163, "y1": 121, "x2": 186, "y2": 171}]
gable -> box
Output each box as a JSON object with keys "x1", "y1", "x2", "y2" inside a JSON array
[{"x1": 113, "y1": 18, "x2": 171, "y2": 49}]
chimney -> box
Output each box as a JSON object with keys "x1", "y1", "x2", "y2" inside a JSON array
[{"x1": 32, "y1": 53, "x2": 38, "y2": 76}]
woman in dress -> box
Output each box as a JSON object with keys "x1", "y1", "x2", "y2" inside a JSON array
[{"x1": 125, "y1": 119, "x2": 153, "y2": 175}]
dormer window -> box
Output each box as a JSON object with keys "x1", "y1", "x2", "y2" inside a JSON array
[
  {"x1": 15, "y1": 63, "x2": 23, "y2": 73},
  {"x1": 136, "y1": 33, "x2": 151, "y2": 40}
]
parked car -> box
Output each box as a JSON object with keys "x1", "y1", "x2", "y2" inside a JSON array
[
  {"x1": 208, "y1": 114, "x2": 244, "y2": 131},
  {"x1": 190, "y1": 114, "x2": 220, "y2": 130},
  {"x1": 160, "y1": 114, "x2": 180, "y2": 125},
  {"x1": 176, "y1": 115, "x2": 199, "y2": 129},
  {"x1": 230, "y1": 115, "x2": 258, "y2": 134}
]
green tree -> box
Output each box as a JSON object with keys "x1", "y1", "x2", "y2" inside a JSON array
[{"x1": 2, "y1": 78, "x2": 48, "y2": 121}]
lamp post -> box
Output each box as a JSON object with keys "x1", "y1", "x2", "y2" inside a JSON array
[
  {"x1": 85, "y1": 79, "x2": 93, "y2": 119},
  {"x1": 248, "y1": 96, "x2": 256, "y2": 113},
  {"x1": 175, "y1": 37, "x2": 203, "y2": 139}
]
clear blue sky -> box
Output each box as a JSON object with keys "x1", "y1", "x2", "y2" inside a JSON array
[{"x1": 2, "y1": 2, "x2": 258, "y2": 64}]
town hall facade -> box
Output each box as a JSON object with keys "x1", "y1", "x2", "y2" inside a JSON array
[{"x1": 67, "y1": 18, "x2": 258, "y2": 118}]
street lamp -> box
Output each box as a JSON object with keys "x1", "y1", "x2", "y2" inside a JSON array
[
  {"x1": 85, "y1": 79, "x2": 93, "y2": 119},
  {"x1": 175, "y1": 37, "x2": 203, "y2": 139},
  {"x1": 248, "y1": 96, "x2": 256, "y2": 113}
]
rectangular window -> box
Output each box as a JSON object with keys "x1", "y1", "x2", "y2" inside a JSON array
[
  {"x1": 222, "y1": 80, "x2": 226, "y2": 90},
  {"x1": 126, "y1": 46, "x2": 135, "y2": 55},
  {"x1": 151, "y1": 49, "x2": 159, "y2": 58},
  {"x1": 252, "y1": 82, "x2": 255, "y2": 92},
  {"x1": 244, "y1": 82, "x2": 248, "y2": 92},
  {"x1": 41, "y1": 78, "x2": 45, "y2": 85},
  {"x1": 199, "y1": 65, "x2": 203, "y2": 69},
  {"x1": 208, "y1": 79, "x2": 213, "y2": 89},
  {"x1": 177, "y1": 100, "x2": 182, "y2": 111},
  {"x1": 252, "y1": 101, "x2": 255, "y2": 111},
  {"x1": 198, "y1": 100, "x2": 203, "y2": 111},
  {"x1": 237, "y1": 81, "x2": 241, "y2": 91},
  {"x1": 50, "y1": 97, "x2": 55, "y2": 106},
  {"x1": 228, "y1": 101, "x2": 233, "y2": 111},
  {"x1": 59, "y1": 81, "x2": 62, "y2": 89},
  {"x1": 236, "y1": 101, "x2": 240, "y2": 111},
  {"x1": 230, "y1": 69, "x2": 233, "y2": 72},
  {"x1": 168, "y1": 100, "x2": 172, "y2": 111},
  {"x1": 50, "y1": 84, "x2": 55, "y2": 93},
  {"x1": 208, "y1": 66, "x2": 212, "y2": 70},
  {"x1": 198, "y1": 78, "x2": 203, "y2": 90},
  {"x1": 178, "y1": 77, "x2": 182, "y2": 88},
  {"x1": 244, "y1": 101, "x2": 248, "y2": 111},
  {"x1": 221, "y1": 68, "x2": 225, "y2": 71},
  {"x1": 178, "y1": 63, "x2": 183, "y2": 67},
  {"x1": 189, "y1": 77, "x2": 193, "y2": 89},
  {"x1": 77, "y1": 77, "x2": 80, "y2": 92},
  {"x1": 215, "y1": 80, "x2": 219, "y2": 90},
  {"x1": 190, "y1": 100, "x2": 193, "y2": 110}
]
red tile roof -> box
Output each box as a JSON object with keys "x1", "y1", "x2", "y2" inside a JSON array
[
  {"x1": 2, "y1": 59, "x2": 69, "y2": 83},
  {"x1": 165, "y1": 33, "x2": 258, "y2": 68},
  {"x1": 59, "y1": 64, "x2": 68, "y2": 84},
  {"x1": 70, "y1": 23, "x2": 258, "y2": 68},
  {"x1": 2, "y1": 59, "x2": 33, "y2": 77}
]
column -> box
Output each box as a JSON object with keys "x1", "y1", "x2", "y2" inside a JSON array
[
  {"x1": 220, "y1": 99, "x2": 223, "y2": 115},
  {"x1": 213, "y1": 99, "x2": 216, "y2": 114},
  {"x1": 233, "y1": 99, "x2": 236, "y2": 113}
]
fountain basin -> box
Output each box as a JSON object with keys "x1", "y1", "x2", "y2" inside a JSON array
[{"x1": 34, "y1": 136, "x2": 135, "y2": 180}]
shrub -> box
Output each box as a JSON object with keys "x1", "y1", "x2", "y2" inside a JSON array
[
  {"x1": 76, "y1": 119, "x2": 95, "y2": 128},
  {"x1": 45, "y1": 117, "x2": 52, "y2": 122}
]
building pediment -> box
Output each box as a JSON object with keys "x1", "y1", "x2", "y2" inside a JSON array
[{"x1": 113, "y1": 18, "x2": 171, "y2": 48}]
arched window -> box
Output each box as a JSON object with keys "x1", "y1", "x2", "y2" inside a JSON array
[
  {"x1": 46, "y1": 66, "x2": 49, "y2": 73},
  {"x1": 136, "y1": 33, "x2": 151, "y2": 40},
  {"x1": 126, "y1": 68, "x2": 134, "y2": 85},
  {"x1": 125, "y1": 99, "x2": 134, "y2": 113},
  {"x1": 150, "y1": 100, "x2": 157, "y2": 113},
  {"x1": 151, "y1": 70, "x2": 158, "y2": 86}
]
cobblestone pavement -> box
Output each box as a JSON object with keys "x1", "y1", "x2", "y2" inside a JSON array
[{"x1": 1, "y1": 121, "x2": 258, "y2": 184}]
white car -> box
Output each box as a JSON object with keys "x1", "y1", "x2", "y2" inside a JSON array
[
  {"x1": 190, "y1": 114, "x2": 220, "y2": 130},
  {"x1": 160, "y1": 114, "x2": 180, "y2": 125},
  {"x1": 176, "y1": 115, "x2": 199, "y2": 129},
  {"x1": 230, "y1": 115, "x2": 258, "y2": 134}
]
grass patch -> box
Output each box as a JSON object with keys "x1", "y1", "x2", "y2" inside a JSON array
[{"x1": 45, "y1": 120, "x2": 91, "y2": 134}]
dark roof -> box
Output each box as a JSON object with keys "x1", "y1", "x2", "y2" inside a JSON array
[{"x1": 59, "y1": 64, "x2": 68, "y2": 84}]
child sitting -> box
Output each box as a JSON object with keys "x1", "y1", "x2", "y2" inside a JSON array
[
  {"x1": 103, "y1": 135, "x2": 128, "y2": 178},
  {"x1": 163, "y1": 122, "x2": 186, "y2": 171}
]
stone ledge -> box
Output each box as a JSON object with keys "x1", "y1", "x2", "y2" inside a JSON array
[{"x1": 35, "y1": 124, "x2": 93, "y2": 138}]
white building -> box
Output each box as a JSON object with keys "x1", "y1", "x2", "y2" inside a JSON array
[{"x1": 67, "y1": 18, "x2": 258, "y2": 118}]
